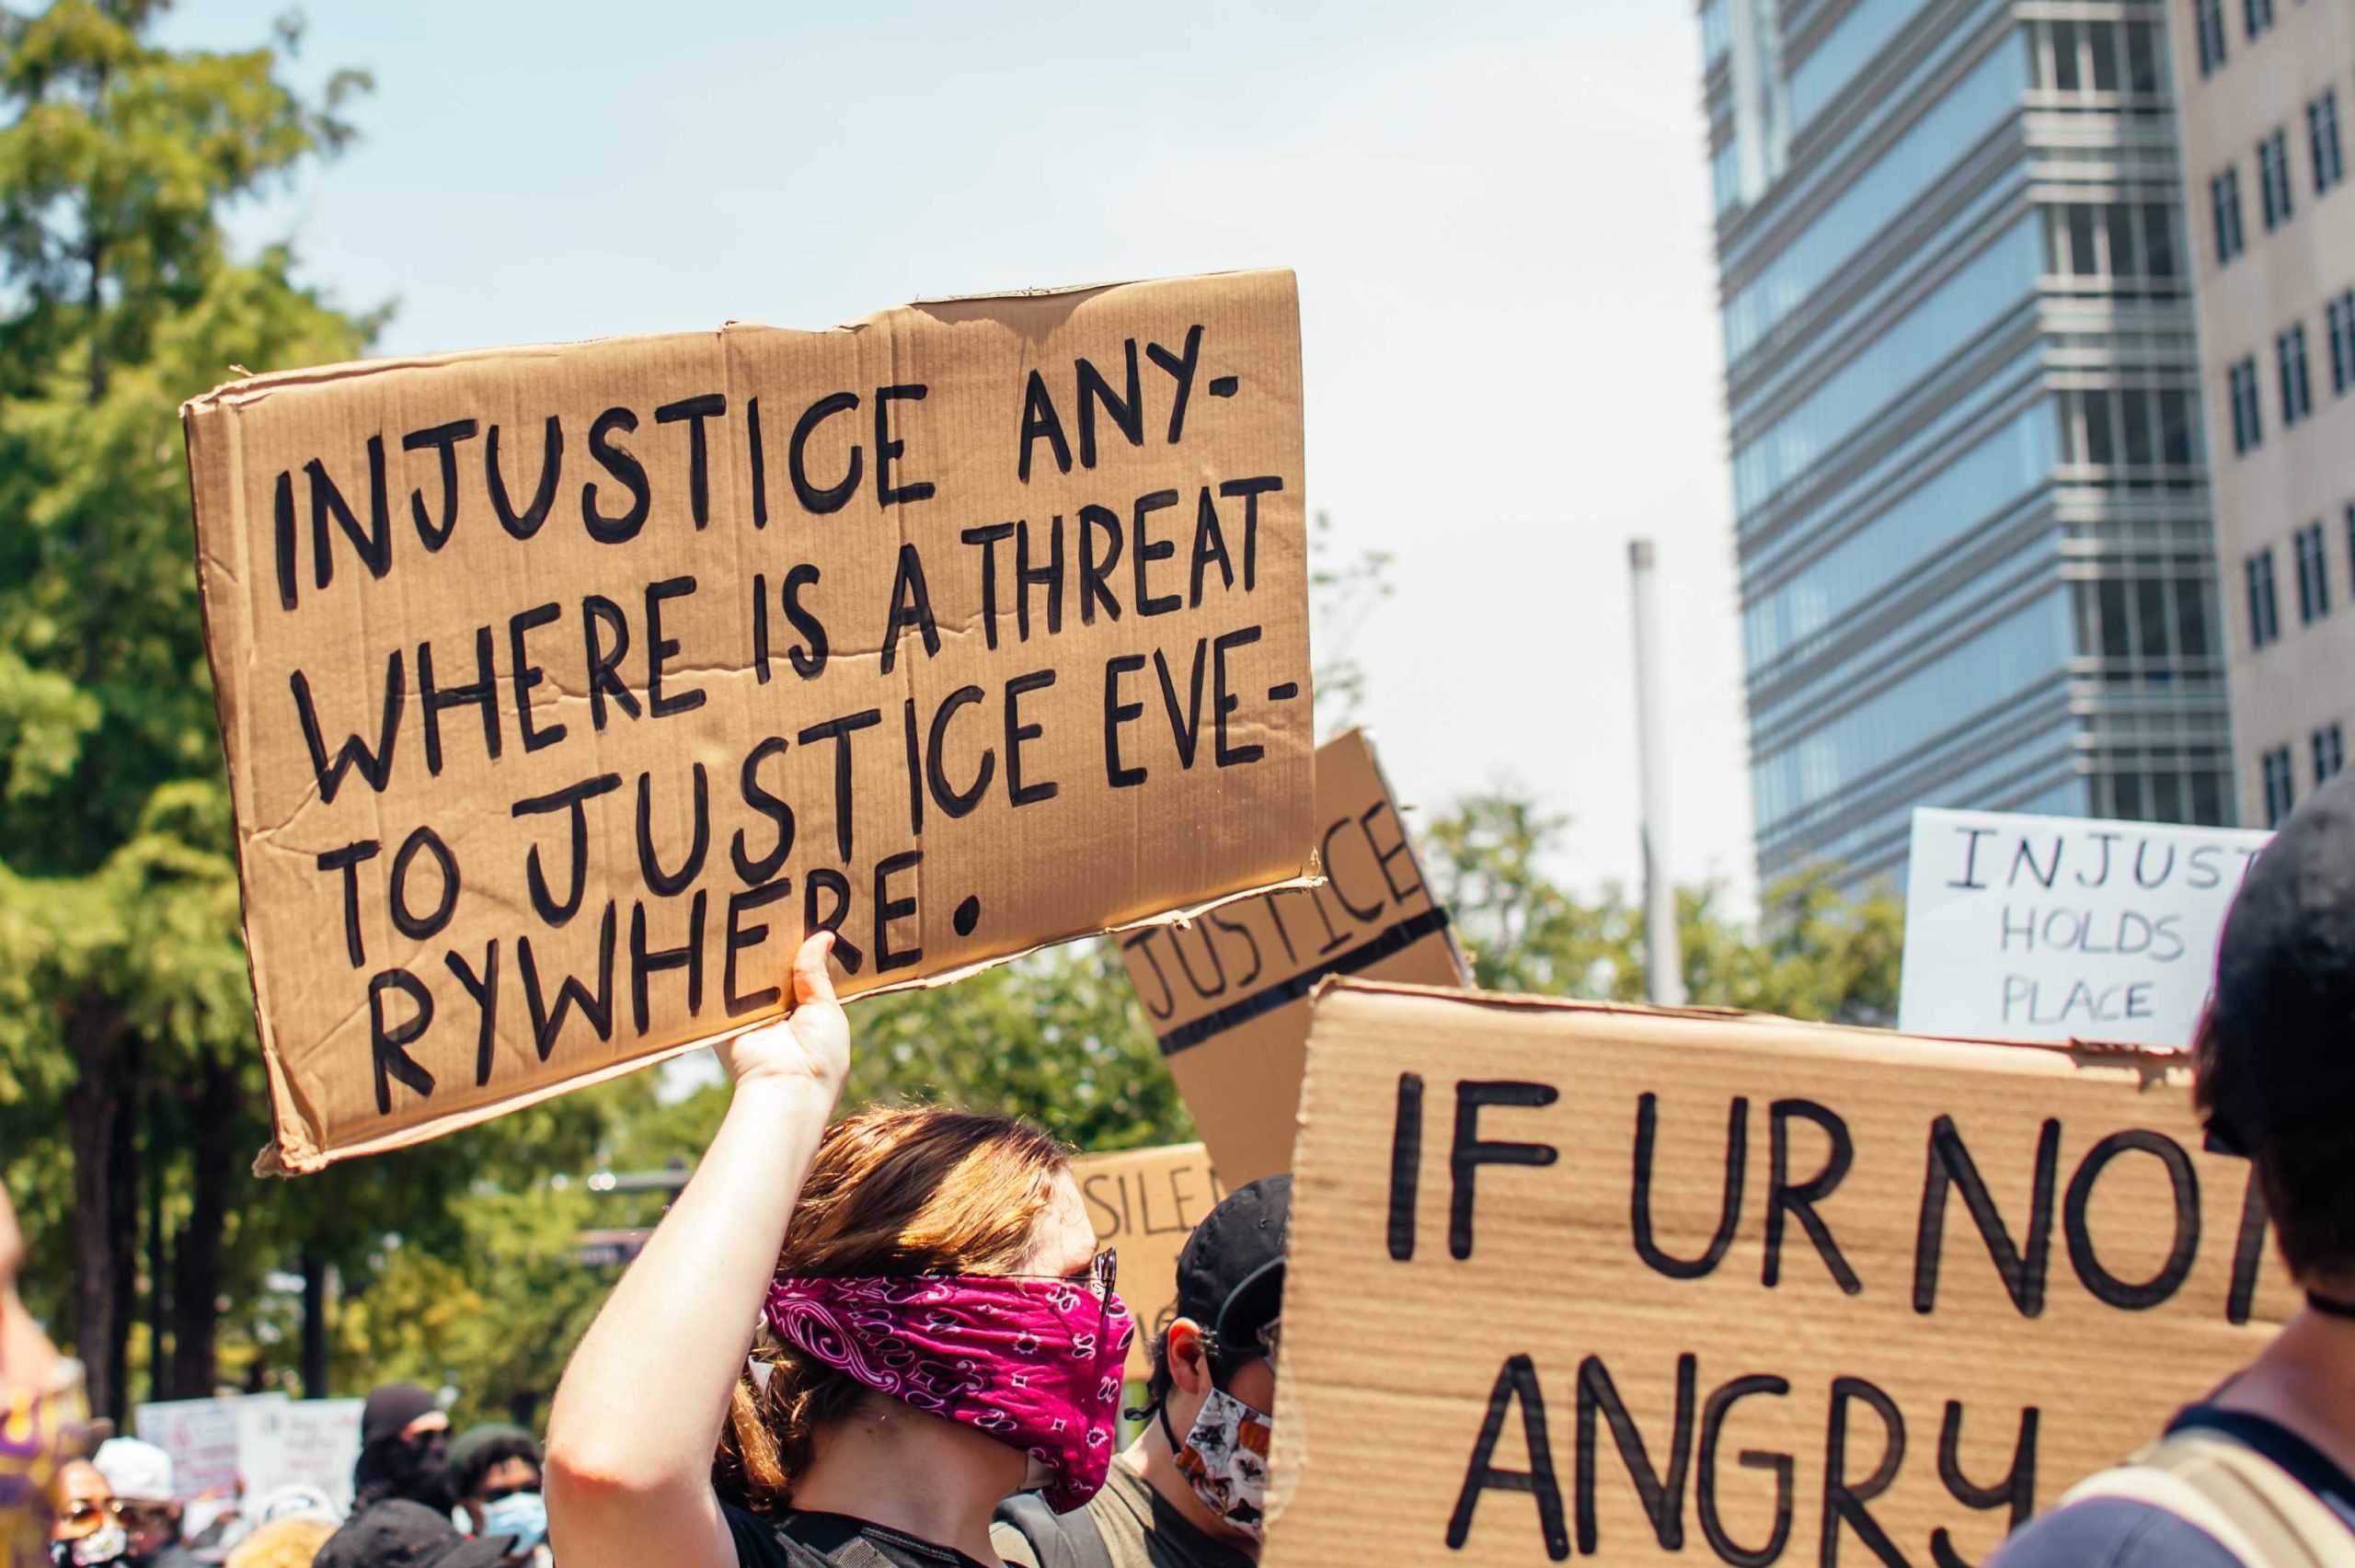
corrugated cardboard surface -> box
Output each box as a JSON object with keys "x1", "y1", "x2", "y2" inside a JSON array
[
  {"x1": 1070, "y1": 1141, "x2": 1226, "y2": 1381},
  {"x1": 1119, "y1": 730, "x2": 1466, "y2": 1184},
  {"x1": 182, "y1": 271, "x2": 1312, "y2": 1171},
  {"x1": 1265, "y1": 980, "x2": 2295, "y2": 1568}
]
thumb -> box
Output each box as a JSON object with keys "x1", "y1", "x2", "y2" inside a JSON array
[{"x1": 790, "y1": 930, "x2": 839, "y2": 1011}]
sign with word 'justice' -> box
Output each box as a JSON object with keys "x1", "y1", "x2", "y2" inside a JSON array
[
  {"x1": 1119, "y1": 728, "x2": 1467, "y2": 1183},
  {"x1": 1263, "y1": 980, "x2": 2292, "y2": 1568},
  {"x1": 1899, "y1": 807, "x2": 2271, "y2": 1048},
  {"x1": 183, "y1": 272, "x2": 1313, "y2": 1172}
]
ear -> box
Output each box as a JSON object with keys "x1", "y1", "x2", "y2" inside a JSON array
[{"x1": 1166, "y1": 1317, "x2": 1214, "y2": 1397}]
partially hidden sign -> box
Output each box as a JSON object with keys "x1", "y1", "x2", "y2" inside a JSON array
[
  {"x1": 1070, "y1": 1141, "x2": 1226, "y2": 1381},
  {"x1": 1265, "y1": 980, "x2": 2294, "y2": 1568},
  {"x1": 1118, "y1": 729, "x2": 1466, "y2": 1184},
  {"x1": 182, "y1": 271, "x2": 1313, "y2": 1172},
  {"x1": 1899, "y1": 807, "x2": 2270, "y2": 1049}
]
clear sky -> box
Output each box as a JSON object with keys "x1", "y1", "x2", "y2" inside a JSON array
[{"x1": 162, "y1": 0, "x2": 1753, "y2": 909}]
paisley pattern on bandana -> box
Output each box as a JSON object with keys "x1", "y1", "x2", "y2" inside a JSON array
[
  {"x1": 1, "y1": 1360, "x2": 89, "y2": 1568},
  {"x1": 764, "y1": 1272, "x2": 1133, "y2": 1512}
]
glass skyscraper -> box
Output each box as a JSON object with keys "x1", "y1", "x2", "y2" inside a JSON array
[{"x1": 1701, "y1": 0, "x2": 2236, "y2": 893}]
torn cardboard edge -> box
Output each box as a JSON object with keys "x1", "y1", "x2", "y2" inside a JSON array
[
  {"x1": 181, "y1": 272, "x2": 1246, "y2": 418},
  {"x1": 257, "y1": 870, "x2": 1327, "y2": 1176},
  {"x1": 1302, "y1": 977, "x2": 2200, "y2": 1085}
]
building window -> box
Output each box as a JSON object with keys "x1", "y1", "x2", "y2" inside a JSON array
[
  {"x1": 2280, "y1": 323, "x2": 2315, "y2": 426},
  {"x1": 2245, "y1": 0, "x2": 2273, "y2": 41},
  {"x1": 2229, "y1": 355, "x2": 2264, "y2": 452},
  {"x1": 2260, "y1": 129, "x2": 2295, "y2": 230},
  {"x1": 2329, "y1": 291, "x2": 2355, "y2": 396},
  {"x1": 2197, "y1": 0, "x2": 2230, "y2": 74},
  {"x1": 2247, "y1": 548, "x2": 2281, "y2": 648},
  {"x1": 2297, "y1": 520, "x2": 2332, "y2": 623},
  {"x1": 2211, "y1": 167, "x2": 2246, "y2": 263},
  {"x1": 2264, "y1": 746, "x2": 2296, "y2": 827},
  {"x1": 2315, "y1": 91, "x2": 2349, "y2": 195},
  {"x1": 2316, "y1": 724, "x2": 2347, "y2": 784}
]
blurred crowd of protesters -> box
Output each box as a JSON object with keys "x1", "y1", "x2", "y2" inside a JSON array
[{"x1": 14, "y1": 778, "x2": 2355, "y2": 1566}]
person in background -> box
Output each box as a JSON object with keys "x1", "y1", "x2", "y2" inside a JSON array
[
  {"x1": 219, "y1": 1519, "x2": 333, "y2": 1568},
  {"x1": 447, "y1": 1427, "x2": 543, "y2": 1561},
  {"x1": 1992, "y1": 773, "x2": 2355, "y2": 1565},
  {"x1": 545, "y1": 933, "x2": 1135, "y2": 1568},
  {"x1": 46, "y1": 1459, "x2": 121, "y2": 1568},
  {"x1": 87, "y1": 1443, "x2": 192, "y2": 1568},
  {"x1": 3, "y1": 1184, "x2": 89, "y2": 1568},
  {"x1": 349, "y1": 1385, "x2": 453, "y2": 1518},
  {"x1": 994, "y1": 1176, "x2": 1288, "y2": 1568},
  {"x1": 314, "y1": 1502, "x2": 512, "y2": 1568}
]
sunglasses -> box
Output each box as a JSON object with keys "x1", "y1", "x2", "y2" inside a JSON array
[
  {"x1": 478, "y1": 1481, "x2": 543, "y2": 1504},
  {"x1": 58, "y1": 1499, "x2": 173, "y2": 1532}
]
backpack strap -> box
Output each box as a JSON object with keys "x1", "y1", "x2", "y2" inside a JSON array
[
  {"x1": 993, "y1": 1493, "x2": 1114, "y2": 1568},
  {"x1": 2061, "y1": 1430, "x2": 2355, "y2": 1568}
]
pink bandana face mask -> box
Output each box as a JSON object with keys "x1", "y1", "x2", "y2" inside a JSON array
[{"x1": 764, "y1": 1251, "x2": 1134, "y2": 1511}]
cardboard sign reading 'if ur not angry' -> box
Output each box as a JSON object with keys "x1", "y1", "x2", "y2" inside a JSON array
[
  {"x1": 1899, "y1": 807, "x2": 2271, "y2": 1049},
  {"x1": 1119, "y1": 729, "x2": 1467, "y2": 1184},
  {"x1": 183, "y1": 271, "x2": 1313, "y2": 1172},
  {"x1": 1069, "y1": 1141, "x2": 1225, "y2": 1380},
  {"x1": 1264, "y1": 980, "x2": 2293, "y2": 1568}
]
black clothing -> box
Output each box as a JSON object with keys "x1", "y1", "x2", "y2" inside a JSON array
[{"x1": 724, "y1": 1505, "x2": 995, "y2": 1568}]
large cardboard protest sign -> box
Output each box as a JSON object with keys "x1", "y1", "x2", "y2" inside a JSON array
[
  {"x1": 1072, "y1": 1141, "x2": 1225, "y2": 1380},
  {"x1": 183, "y1": 272, "x2": 1313, "y2": 1171},
  {"x1": 1119, "y1": 729, "x2": 1465, "y2": 1182},
  {"x1": 1900, "y1": 807, "x2": 2270, "y2": 1049},
  {"x1": 1264, "y1": 980, "x2": 2295, "y2": 1568}
]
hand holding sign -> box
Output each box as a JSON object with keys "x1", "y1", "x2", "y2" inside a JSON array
[{"x1": 715, "y1": 932, "x2": 848, "y2": 1099}]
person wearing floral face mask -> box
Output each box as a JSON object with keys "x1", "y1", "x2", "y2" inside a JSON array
[
  {"x1": 546, "y1": 933, "x2": 1134, "y2": 1568},
  {"x1": 995, "y1": 1176, "x2": 1288, "y2": 1568},
  {"x1": 3, "y1": 1184, "x2": 92, "y2": 1568}
]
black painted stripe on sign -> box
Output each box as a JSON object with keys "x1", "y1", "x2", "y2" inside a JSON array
[{"x1": 1156, "y1": 906, "x2": 1453, "y2": 1057}]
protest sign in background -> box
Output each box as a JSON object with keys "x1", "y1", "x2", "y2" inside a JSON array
[
  {"x1": 134, "y1": 1394, "x2": 364, "y2": 1514},
  {"x1": 183, "y1": 271, "x2": 1313, "y2": 1171},
  {"x1": 1070, "y1": 1141, "x2": 1225, "y2": 1380},
  {"x1": 1900, "y1": 807, "x2": 2271, "y2": 1048},
  {"x1": 132, "y1": 1396, "x2": 247, "y2": 1502},
  {"x1": 1120, "y1": 728, "x2": 1465, "y2": 1183},
  {"x1": 247, "y1": 1398, "x2": 365, "y2": 1513},
  {"x1": 1264, "y1": 980, "x2": 2294, "y2": 1568}
]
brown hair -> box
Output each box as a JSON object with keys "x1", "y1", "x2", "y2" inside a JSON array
[{"x1": 714, "y1": 1105, "x2": 1068, "y2": 1513}]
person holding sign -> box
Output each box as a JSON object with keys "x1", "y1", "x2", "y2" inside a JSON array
[
  {"x1": 994, "y1": 1175, "x2": 1289, "y2": 1568},
  {"x1": 1993, "y1": 777, "x2": 2355, "y2": 1564},
  {"x1": 544, "y1": 933, "x2": 1134, "y2": 1568}
]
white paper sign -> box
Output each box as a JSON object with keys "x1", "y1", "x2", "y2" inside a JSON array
[
  {"x1": 132, "y1": 1396, "x2": 260, "y2": 1501},
  {"x1": 1899, "y1": 807, "x2": 2271, "y2": 1048},
  {"x1": 247, "y1": 1399, "x2": 365, "y2": 1514}
]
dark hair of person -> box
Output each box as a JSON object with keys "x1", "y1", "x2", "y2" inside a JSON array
[
  {"x1": 2196, "y1": 1003, "x2": 2355, "y2": 1288},
  {"x1": 451, "y1": 1430, "x2": 541, "y2": 1503}
]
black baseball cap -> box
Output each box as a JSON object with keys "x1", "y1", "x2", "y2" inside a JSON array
[
  {"x1": 1173, "y1": 1174, "x2": 1291, "y2": 1357},
  {"x1": 2208, "y1": 773, "x2": 2355, "y2": 1150},
  {"x1": 315, "y1": 1501, "x2": 516, "y2": 1568}
]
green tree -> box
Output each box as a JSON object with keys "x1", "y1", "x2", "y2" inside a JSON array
[
  {"x1": 1423, "y1": 786, "x2": 1902, "y2": 1023},
  {"x1": 0, "y1": 2, "x2": 642, "y2": 1421}
]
